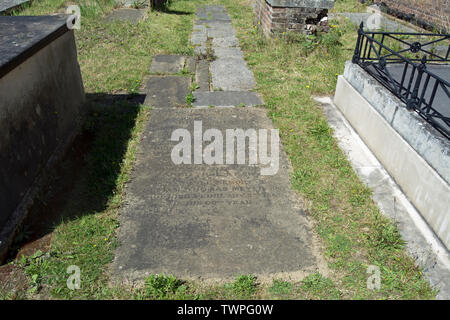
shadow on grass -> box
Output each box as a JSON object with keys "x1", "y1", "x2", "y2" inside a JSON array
[
  {"x1": 5, "y1": 93, "x2": 146, "y2": 262},
  {"x1": 150, "y1": 0, "x2": 191, "y2": 15}
]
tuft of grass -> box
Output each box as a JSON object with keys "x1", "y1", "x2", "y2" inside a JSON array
[
  {"x1": 269, "y1": 279, "x2": 293, "y2": 298},
  {"x1": 185, "y1": 92, "x2": 195, "y2": 107},
  {"x1": 300, "y1": 273, "x2": 342, "y2": 299},
  {"x1": 142, "y1": 274, "x2": 186, "y2": 299},
  {"x1": 220, "y1": 274, "x2": 258, "y2": 299}
]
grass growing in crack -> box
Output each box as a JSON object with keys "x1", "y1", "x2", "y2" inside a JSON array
[{"x1": 185, "y1": 92, "x2": 195, "y2": 107}]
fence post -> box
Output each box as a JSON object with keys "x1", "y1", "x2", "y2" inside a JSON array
[
  {"x1": 352, "y1": 22, "x2": 364, "y2": 64},
  {"x1": 407, "y1": 55, "x2": 427, "y2": 111}
]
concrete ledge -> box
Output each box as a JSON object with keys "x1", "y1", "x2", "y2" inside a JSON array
[
  {"x1": 266, "y1": 0, "x2": 335, "y2": 9},
  {"x1": 343, "y1": 62, "x2": 450, "y2": 186},
  {"x1": 0, "y1": 16, "x2": 85, "y2": 261},
  {"x1": 334, "y1": 75, "x2": 450, "y2": 249}
]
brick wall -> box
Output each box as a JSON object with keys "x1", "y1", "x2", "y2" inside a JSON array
[
  {"x1": 254, "y1": 0, "x2": 330, "y2": 36},
  {"x1": 371, "y1": 0, "x2": 449, "y2": 32}
]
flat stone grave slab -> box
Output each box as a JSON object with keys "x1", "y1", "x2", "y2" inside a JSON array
[
  {"x1": 186, "y1": 57, "x2": 196, "y2": 73},
  {"x1": 0, "y1": 0, "x2": 29, "y2": 14},
  {"x1": 210, "y1": 58, "x2": 256, "y2": 91},
  {"x1": 149, "y1": 54, "x2": 186, "y2": 74},
  {"x1": 193, "y1": 91, "x2": 263, "y2": 107},
  {"x1": 143, "y1": 76, "x2": 191, "y2": 108},
  {"x1": 113, "y1": 108, "x2": 321, "y2": 281},
  {"x1": 104, "y1": 8, "x2": 146, "y2": 25}
]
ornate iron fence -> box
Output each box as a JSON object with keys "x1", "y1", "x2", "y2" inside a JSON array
[{"x1": 352, "y1": 22, "x2": 450, "y2": 139}]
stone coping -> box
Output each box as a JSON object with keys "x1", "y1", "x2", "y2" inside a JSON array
[
  {"x1": 0, "y1": 0, "x2": 30, "y2": 14},
  {"x1": 0, "y1": 15, "x2": 70, "y2": 78},
  {"x1": 266, "y1": 0, "x2": 335, "y2": 9}
]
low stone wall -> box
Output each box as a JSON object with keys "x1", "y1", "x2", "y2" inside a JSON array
[
  {"x1": 0, "y1": 16, "x2": 85, "y2": 261},
  {"x1": 254, "y1": 0, "x2": 334, "y2": 36},
  {"x1": 334, "y1": 61, "x2": 450, "y2": 250}
]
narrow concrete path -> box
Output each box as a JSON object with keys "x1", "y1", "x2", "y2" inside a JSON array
[
  {"x1": 112, "y1": 5, "x2": 325, "y2": 282},
  {"x1": 191, "y1": 5, "x2": 263, "y2": 107}
]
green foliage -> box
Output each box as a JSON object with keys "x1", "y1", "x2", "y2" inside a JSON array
[
  {"x1": 143, "y1": 274, "x2": 186, "y2": 299},
  {"x1": 228, "y1": 275, "x2": 258, "y2": 298},
  {"x1": 269, "y1": 280, "x2": 293, "y2": 298}
]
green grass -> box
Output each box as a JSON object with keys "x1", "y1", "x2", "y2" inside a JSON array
[{"x1": 0, "y1": 0, "x2": 437, "y2": 300}]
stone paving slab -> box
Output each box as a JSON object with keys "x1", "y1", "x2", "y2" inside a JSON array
[
  {"x1": 191, "y1": 32, "x2": 207, "y2": 46},
  {"x1": 104, "y1": 8, "x2": 146, "y2": 25},
  {"x1": 149, "y1": 54, "x2": 186, "y2": 74},
  {"x1": 143, "y1": 76, "x2": 191, "y2": 108},
  {"x1": 194, "y1": 45, "x2": 207, "y2": 55},
  {"x1": 195, "y1": 60, "x2": 210, "y2": 92},
  {"x1": 192, "y1": 91, "x2": 263, "y2": 108},
  {"x1": 212, "y1": 36, "x2": 239, "y2": 48},
  {"x1": 207, "y1": 24, "x2": 236, "y2": 38},
  {"x1": 210, "y1": 58, "x2": 256, "y2": 91},
  {"x1": 196, "y1": 6, "x2": 231, "y2": 22},
  {"x1": 186, "y1": 57, "x2": 196, "y2": 73},
  {"x1": 112, "y1": 108, "x2": 320, "y2": 281},
  {"x1": 213, "y1": 47, "x2": 244, "y2": 59}
]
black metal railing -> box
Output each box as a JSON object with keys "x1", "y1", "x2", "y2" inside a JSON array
[{"x1": 352, "y1": 22, "x2": 450, "y2": 139}]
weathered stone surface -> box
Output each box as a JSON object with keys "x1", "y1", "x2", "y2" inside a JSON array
[
  {"x1": 143, "y1": 76, "x2": 191, "y2": 108},
  {"x1": 193, "y1": 91, "x2": 263, "y2": 107},
  {"x1": 186, "y1": 57, "x2": 196, "y2": 73},
  {"x1": 149, "y1": 55, "x2": 186, "y2": 74},
  {"x1": 195, "y1": 60, "x2": 210, "y2": 92},
  {"x1": 196, "y1": 5, "x2": 231, "y2": 22},
  {"x1": 213, "y1": 47, "x2": 244, "y2": 59},
  {"x1": 210, "y1": 58, "x2": 256, "y2": 91},
  {"x1": 191, "y1": 32, "x2": 207, "y2": 46},
  {"x1": 212, "y1": 36, "x2": 239, "y2": 48},
  {"x1": 206, "y1": 23, "x2": 235, "y2": 38},
  {"x1": 104, "y1": 8, "x2": 146, "y2": 24},
  {"x1": 112, "y1": 108, "x2": 319, "y2": 281},
  {"x1": 0, "y1": 15, "x2": 68, "y2": 75},
  {"x1": 0, "y1": 27, "x2": 85, "y2": 262},
  {"x1": 0, "y1": 0, "x2": 29, "y2": 14},
  {"x1": 194, "y1": 45, "x2": 207, "y2": 55}
]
